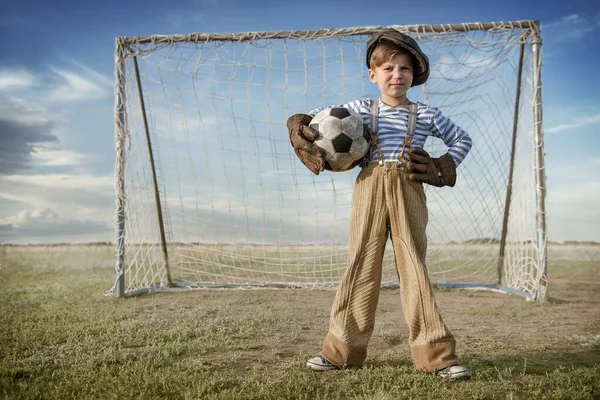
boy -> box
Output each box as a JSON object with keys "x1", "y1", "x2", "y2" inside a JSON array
[{"x1": 287, "y1": 30, "x2": 472, "y2": 380}]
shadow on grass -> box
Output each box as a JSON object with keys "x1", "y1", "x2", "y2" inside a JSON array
[
  {"x1": 546, "y1": 295, "x2": 600, "y2": 305},
  {"x1": 364, "y1": 358, "x2": 414, "y2": 369},
  {"x1": 365, "y1": 350, "x2": 600, "y2": 375},
  {"x1": 545, "y1": 296, "x2": 571, "y2": 304}
]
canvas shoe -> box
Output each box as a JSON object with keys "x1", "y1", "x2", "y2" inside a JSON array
[
  {"x1": 306, "y1": 354, "x2": 340, "y2": 371},
  {"x1": 436, "y1": 364, "x2": 471, "y2": 380}
]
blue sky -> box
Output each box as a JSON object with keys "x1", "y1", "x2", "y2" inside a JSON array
[{"x1": 0, "y1": 0, "x2": 598, "y2": 244}]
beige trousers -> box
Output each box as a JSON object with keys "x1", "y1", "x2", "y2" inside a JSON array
[{"x1": 320, "y1": 163, "x2": 458, "y2": 372}]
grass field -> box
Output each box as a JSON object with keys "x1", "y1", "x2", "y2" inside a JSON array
[{"x1": 1, "y1": 244, "x2": 599, "y2": 399}]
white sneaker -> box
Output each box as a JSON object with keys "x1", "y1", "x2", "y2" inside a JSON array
[
  {"x1": 436, "y1": 364, "x2": 471, "y2": 380},
  {"x1": 306, "y1": 355, "x2": 340, "y2": 371}
]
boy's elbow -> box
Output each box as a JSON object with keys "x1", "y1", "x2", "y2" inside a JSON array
[
  {"x1": 450, "y1": 137, "x2": 472, "y2": 167},
  {"x1": 463, "y1": 135, "x2": 473, "y2": 154},
  {"x1": 454, "y1": 130, "x2": 472, "y2": 153}
]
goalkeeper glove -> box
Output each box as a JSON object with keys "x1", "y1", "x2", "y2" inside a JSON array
[
  {"x1": 287, "y1": 114, "x2": 325, "y2": 175},
  {"x1": 406, "y1": 147, "x2": 457, "y2": 187}
]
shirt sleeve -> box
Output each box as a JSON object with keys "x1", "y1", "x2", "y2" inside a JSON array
[
  {"x1": 307, "y1": 99, "x2": 367, "y2": 119},
  {"x1": 429, "y1": 108, "x2": 472, "y2": 167}
]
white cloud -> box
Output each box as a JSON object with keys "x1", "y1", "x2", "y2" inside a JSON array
[
  {"x1": 0, "y1": 208, "x2": 110, "y2": 242},
  {"x1": 0, "y1": 96, "x2": 87, "y2": 173},
  {"x1": 0, "y1": 64, "x2": 112, "y2": 102},
  {"x1": 546, "y1": 113, "x2": 600, "y2": 134},
  {"x1": 0, "y1": 96, "x2": 60, "y2": 126},
  {"x1": 49, "y1": 67, "x2": 111, "y2": 102},
  {"x1": 0, "y1": 68, "x2": 36, "y2": 91},
  {"x1": 0, "y1": 173, "x2": 112, "y2": 194},
  {"x1": 0, "y1": 173, "x2": 114, "y2": 230},
  {"x1": 543, "y1": 14, "x2": 599, "y2": 42},
  {"x1": 0, "y1": 97, "x2": 59, "y2": 174},
  {"x1": 65, "y1": 61, "x2": 113, "y2": 87},
  {"x1": 31, "y1": 146, "x2": 87, "y2": 167}
]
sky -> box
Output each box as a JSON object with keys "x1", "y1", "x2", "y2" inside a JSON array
[{"x1": 0, "y1": 0, "x2": 599, "y2": 245}]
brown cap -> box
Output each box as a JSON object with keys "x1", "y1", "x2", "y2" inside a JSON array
[{"x1": 366, "y1": 30, "x2": 430, "y2": 87}]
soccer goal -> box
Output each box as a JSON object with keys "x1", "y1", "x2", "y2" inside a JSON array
[{"x1": 112, "y1": 20, "x2": 548, "y2": 301}]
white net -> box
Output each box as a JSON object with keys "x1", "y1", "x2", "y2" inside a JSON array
[{"x1": 112, "y1": 22, "x2": 547, "y2": 299}]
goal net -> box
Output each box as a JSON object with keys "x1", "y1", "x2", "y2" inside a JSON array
[{"x1": 112, "y1": 21, "x2": 548, "y2": 300}]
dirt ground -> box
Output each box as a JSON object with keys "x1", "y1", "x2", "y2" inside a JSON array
[
  {"x1": 155, "y1": 257, "x2": 600, "y2": 372},
  {"x1": 1, "y1": 245, "x2": 599, "y2": 399}
]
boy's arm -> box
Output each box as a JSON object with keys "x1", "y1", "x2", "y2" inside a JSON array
[
  {"x1": 287, "y1": 100, "x2": 367, "y2": 175},
  {"x1": 407, "y1": 108, "x2": 472, "y2": 187},
  {"x1": 429, "y1": 109, "x2": 473, "y2": 167}
]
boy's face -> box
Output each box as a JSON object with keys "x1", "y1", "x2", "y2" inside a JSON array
[{"x1": 368, "y1": 52, "x2": 414, "y2": 105}]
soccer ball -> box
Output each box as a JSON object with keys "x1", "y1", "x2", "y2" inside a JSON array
[{"x1": 310, "y1": 107, "x2": 371, "y2": 172}]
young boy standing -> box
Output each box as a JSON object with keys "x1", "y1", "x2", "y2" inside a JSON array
[{"x1": 287, "y1": 30, "x2": 472, "y2": 380}]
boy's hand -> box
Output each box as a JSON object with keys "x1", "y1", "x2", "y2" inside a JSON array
[
  {"x1": 287, "y1": 114, "x2": 325, "y2": 175},
  {"x1": 406, "y1": 147, "x2": 457, "y2": 187}
]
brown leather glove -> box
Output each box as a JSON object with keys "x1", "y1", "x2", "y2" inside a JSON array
[
  {"x1": 406, "y1": 147, "x2": 457, "y2": 187},
  {"x1": 287, "y1": 114, "x2": 325, "y2": 175}
]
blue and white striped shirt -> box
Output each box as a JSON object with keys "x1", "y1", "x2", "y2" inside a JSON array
[{"x1": 308, "y1": 98, "x2": 472, "y2": 166}]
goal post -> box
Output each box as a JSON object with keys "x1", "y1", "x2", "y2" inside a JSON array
[{"x1": 112, "y1": 21, "x2": 548, "y2": 301}]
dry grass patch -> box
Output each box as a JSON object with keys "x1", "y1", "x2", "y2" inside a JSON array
[{"x1": 1, "y1": 245, "x2": 599, "y2": 399}]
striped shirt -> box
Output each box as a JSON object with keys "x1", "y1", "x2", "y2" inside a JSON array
[{"x1": 308, "y1": 98, "x2": 472, "y2": 167}]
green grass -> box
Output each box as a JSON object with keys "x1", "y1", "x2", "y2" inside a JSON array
[{"x1": 1, "y1": 245, "x2": 599, "y2": 399}]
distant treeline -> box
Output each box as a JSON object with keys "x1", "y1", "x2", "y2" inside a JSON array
[
  {"x1": 555, "y1": 241, "x2": 600, "y2": 246},
  {"x1": 0, "y1": 242, "x2": 114, "y2": 247},
  {"x1": 445, "y1": 238, "x2": 599, "y2": 246},
  {"x1": 1, "y1": 240, "x2": 599, "y2": 247}
]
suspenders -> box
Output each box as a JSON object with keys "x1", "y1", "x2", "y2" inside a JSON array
[
  {"x1": 369, "y1": 99, "x2": 418, "y2": 164},
  {"x1": 369, "y1": 99, "x2": 381, "y2": 161},
  {"x1": 403, "y1": 102, "x2": 419, "y2": 160}
]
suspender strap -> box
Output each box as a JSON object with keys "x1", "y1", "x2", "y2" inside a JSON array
[
  {"x1": 369, "y1": 100, "x2": 418, "y2": 162},
  {"x1": 399, "y1": 103, "x2": 418, "y2": 162},
  {"x1": 370, "y1": 99, "x2": 379, "y2": 135},
  {"x1": 407, "y1": 103, "x2": 418, "y2": 137},
  {"x1": 369, "y1": 99, "x2": 382, "y2": 161}
]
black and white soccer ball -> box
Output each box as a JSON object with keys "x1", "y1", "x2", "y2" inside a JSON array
[{"x1": 310, "y1": 107, "x2": 371, "y2": 172}]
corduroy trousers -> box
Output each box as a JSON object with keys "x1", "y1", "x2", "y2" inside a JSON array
[{"x1": 320, "y1": 162, "x2": 459, "y2": 372}]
